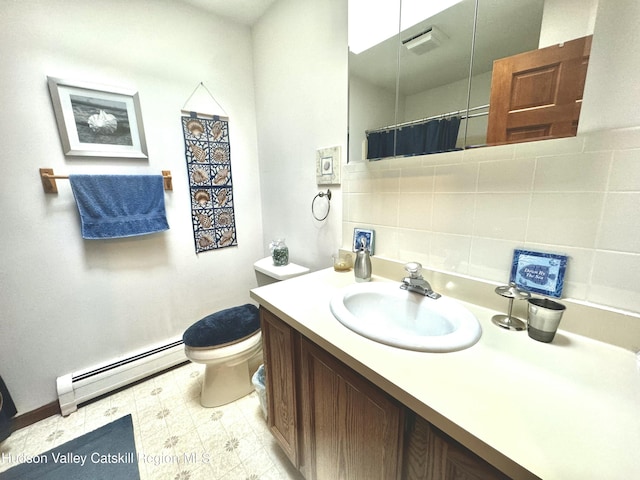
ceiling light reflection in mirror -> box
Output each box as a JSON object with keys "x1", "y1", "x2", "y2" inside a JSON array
[{"x1": 348, "y1": 0, "x2": 463, "y2": 54}]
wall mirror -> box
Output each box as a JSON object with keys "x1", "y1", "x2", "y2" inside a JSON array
[{"x1": 348, "y1": 0, "x2": 598, "y2": 163}]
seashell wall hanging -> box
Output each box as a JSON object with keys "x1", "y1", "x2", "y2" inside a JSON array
[{"x1": 182, "y1": 114, "x2": 237, "y2": 253}]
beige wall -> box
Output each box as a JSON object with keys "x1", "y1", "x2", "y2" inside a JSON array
[
  {"x1": 0, "y1": 0, "x2": 349, "y2": 414},
  {"x1": 0, "y1": 0, "x2": 265, "y2": 412},
  {"x1": 253, "y1": 0, "x2": 348, "y2": 271}
]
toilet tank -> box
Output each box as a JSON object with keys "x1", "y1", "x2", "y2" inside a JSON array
[{"x1": 253, "y1": 257, "x2": 310, "y2": 286}]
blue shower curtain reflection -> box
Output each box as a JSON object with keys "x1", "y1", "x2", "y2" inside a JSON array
[
  {"x1": 366, "y1": 129, "x2": 395, "y2": 159},
  {"x1": 367, "y1": 115, "x2": 461, "y2": 159}
]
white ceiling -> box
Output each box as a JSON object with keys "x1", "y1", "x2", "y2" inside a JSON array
[
  {"x1": 178, "y1": 0, "x2": 546, "y2": 98},
  {"x1": 178, "y1": 0, "x2": 276, "y2": 25}
]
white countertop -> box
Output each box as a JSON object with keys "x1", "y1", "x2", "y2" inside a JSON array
[{"x1": 250, "y1": 268, "x2": 640, "y2": 480}]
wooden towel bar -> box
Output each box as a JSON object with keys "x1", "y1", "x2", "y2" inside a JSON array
[{"x1": 39, "y1": 168, "x2": 173, "y2": 193}]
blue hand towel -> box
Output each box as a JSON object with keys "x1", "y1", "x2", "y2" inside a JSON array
[{"x1": 69, "y1": 175, "x2": 169, "y2": 239}]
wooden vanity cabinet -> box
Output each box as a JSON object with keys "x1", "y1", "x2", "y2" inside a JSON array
[
  {"x1": 260, "y1": 307, "x2": 300, "y2": 467},
  {"x1": 298, "y1": 336, "x2": 404, "y2": 480},
  {"x1": 403, "y1": 413, "x2": 510, "y2": 480},
  {"x1": 260, "y1": 307, "x2": 512, "y2": 480},
  {"x1": 260, "y1": 307, "x2": 404, "y2": 479}
]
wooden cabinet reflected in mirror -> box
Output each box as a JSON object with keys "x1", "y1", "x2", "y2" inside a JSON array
[{"x1": 486, "y1": 35, "x2": 592, "y2": 145}]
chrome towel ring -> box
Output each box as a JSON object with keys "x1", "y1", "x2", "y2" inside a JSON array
[{"x1": 312, "y1": 189, "x2": 331, "y2": 221}]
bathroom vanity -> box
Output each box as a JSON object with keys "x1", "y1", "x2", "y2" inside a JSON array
[
  {"x1": 260, "y1": 306, "x2": 508, "y2": 480},
  {"x1": 250, "y1": 260, "x2": 640, "y2": 480}
]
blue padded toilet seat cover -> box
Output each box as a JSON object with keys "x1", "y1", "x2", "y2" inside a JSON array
[{"x1": 183, "y1": 304, "x2": 260, "y2": 348}]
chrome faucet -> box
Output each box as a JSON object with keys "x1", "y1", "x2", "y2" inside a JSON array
[{"x1": 400, "y1": 262, "x2": 441, "y2": 299}]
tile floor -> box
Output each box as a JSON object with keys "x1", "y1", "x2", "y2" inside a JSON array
[{"x1": 0, "y1": 362, "x2": 303, "y2": 479}]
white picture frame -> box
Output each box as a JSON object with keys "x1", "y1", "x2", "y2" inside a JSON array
[{"x1": 316, "y1": 146, "x2": 341, "y2": 185}]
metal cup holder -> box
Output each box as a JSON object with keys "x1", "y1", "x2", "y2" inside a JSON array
[{"x1": 492, "y1": 283, "x2": 531, "y2": 331}]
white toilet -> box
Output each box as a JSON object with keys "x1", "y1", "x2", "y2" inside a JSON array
[
  {"x1": 253, "y1": 256, "x2": 310, "y2": 285},
  {"x1": 183, "y1": 258, "x2": 309, "y2": 408}
]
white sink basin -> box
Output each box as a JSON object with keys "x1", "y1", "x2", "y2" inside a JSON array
[{"x1": 330, "y1": 282, "x2": 481, "y2": 352}]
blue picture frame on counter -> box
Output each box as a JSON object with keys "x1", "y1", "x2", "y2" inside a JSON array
[
  {"x1": 510, "y1": 249, "x2": 568, "y2": 298},
  {"x1": 353, "y1": 228, "x2": 374, "y2": 254}
]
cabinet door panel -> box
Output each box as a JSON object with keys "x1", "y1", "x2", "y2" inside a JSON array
[
  {"x1": 403, "y1": 414, "x2": 510, "y2": 480},
  {"x1": 486, "y1": 35, "x2": 591, "y2": 145},
  {"x1": 300, "y1": 337, "x2": 403, "y2": 480},
  {"x1": 260, "y1": 308, "x2": 299, "y2": 467}
]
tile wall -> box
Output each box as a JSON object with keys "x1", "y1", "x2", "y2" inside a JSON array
[{"x1": 342, "y1": 127, "x2": 640, "y2": 315}]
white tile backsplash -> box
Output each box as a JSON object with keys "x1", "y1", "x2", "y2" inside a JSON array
[
  {"x1": 590, "y1": 251, "x2": 640, "y2": 313},
  {"x1": 477, "y1": 157, "x2": 535, "y2": 192},
  {"x1": 396, "y1": 228, "x2": 431, "y2": 266},
  {"x1": 527, "y1": 193, "x2": 604, "y2": 248},
  {"x1": 463, "y1": 143, "x2": 515, "y2": 163},
  {"x1": 468, "y1": 237, "x2": 520, "y2": 282},
  {"x1": 432, "y1": 193, "x2": 476, "y2": 235},
  {"x1": 398, "y1": 166, "x2": 436, "y2": 193},
  {"x1": 609, "y1": 149, "x2": 640, "y2": 191},
  {"x1": 513, "y1": 134, "x2": 584, "y2": 158},
  {"x1": 533, "y1": 152, "x2": 612, "y2": 192},
  {"x1": 555, "y1": 246, "x2": 594, "y2": 301},
  {"x1": 583, "y1": 126, "x2": 640, "y2": 152},
  {"x1": 398, "y1": 193, "x2": 432, "y2": 230},
  {"x1": 473, "y1": 193, "x2": 530, "y2": 241},
  {"x1": 597, "y1": 193, "x2": 640, "y2": 253},
  {"x1": 343, "y1": 128, "x2": 640, "y2": 314},
  {"x1": 434, "y1": 163, "x2": 479, "y2": 192},
  {"x1": 430, "y1": 233, "x2": 472, "y2": 274}
]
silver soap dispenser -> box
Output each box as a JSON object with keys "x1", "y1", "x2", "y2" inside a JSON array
[{"x1": 354, "y1": 240, "x2": 372, "y2": 282}]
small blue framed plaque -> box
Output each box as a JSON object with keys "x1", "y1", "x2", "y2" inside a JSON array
[
  {"x1": 353, "y1": 228, "x2": 375, "y2": 254},
  {"x1": 510, "y1": 249, "x2": 568, "y2": 298}
]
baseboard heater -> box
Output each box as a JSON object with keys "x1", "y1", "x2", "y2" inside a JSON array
[{"x1": 56, "y1": 338, "x2": 188, "y2": 416}]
